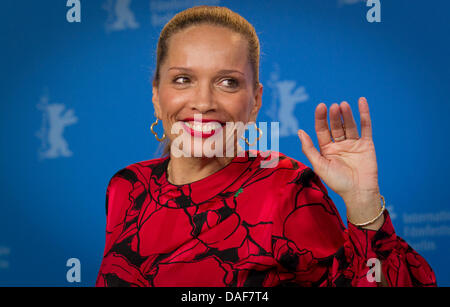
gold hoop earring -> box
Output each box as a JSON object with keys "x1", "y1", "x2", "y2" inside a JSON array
[
  {"x1": 150, "y1": 117, "x2": 166, "y2": 142},
  {"x1": 242, "y1": 122, "x2": 262, "y2": 147}
]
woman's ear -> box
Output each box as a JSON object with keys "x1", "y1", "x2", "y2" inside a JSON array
[
  {"x1": 249, "y1": 82, "x2": 263, "y2": 122},
  {"x1": 152, "y1": 84, "x2": 162, "y2": 119}
]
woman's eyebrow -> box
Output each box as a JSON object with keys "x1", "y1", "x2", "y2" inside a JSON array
[
  {"x1": 217, "y1": 69, "x2": 244, "y2": 76},
  {"x1": 168, "y1": 67, "x2": 244, "y2": 76}
]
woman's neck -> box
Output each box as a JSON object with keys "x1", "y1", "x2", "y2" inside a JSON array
[{"x1": 167, "y1": 155, "x2": 235, "y2": 185}]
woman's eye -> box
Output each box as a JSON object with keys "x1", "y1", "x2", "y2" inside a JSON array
[
  {"x1": 221, "y1": 78, "x2": 239, "y2": 88},
  {"x1": 173, "y1": 76, "x2": 190, "y2": 84}
]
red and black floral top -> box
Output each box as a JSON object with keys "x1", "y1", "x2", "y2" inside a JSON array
[{"x1": 96, "y1": 151, "x2": 436, "y2": 287}]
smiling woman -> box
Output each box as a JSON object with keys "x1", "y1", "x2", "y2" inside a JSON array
[
  {"x1": 150, "y1": 6, "x2": 261, "y2": 159},
  {"x1": 95, "y1": 5, "x2": 437, "y2": 287}
]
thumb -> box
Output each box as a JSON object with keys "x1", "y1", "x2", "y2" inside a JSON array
[{"x1": 297, "y1": 129, "x2": 326, "y2": 173}]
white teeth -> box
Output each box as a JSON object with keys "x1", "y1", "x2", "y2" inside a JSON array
[
  {"x1": 185, "y1": 121, "x2": 221, "y2": 133},
  {"x1": 194, "y1": 123, "x2": 202, "y2": 132},
  {"x1": 202, "y1": 125, "x2": 210, "y2": 133}
]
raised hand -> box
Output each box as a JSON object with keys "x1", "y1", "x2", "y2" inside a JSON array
[{"x1": 298, "y1": 97, "x2": 384, "y2": 230}]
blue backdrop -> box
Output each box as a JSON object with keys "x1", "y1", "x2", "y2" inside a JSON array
[{"x1": 1, "y1": 0, "x2": 449, "y2": 286}]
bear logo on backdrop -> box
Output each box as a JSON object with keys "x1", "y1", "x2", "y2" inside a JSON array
[
  {"x1": 101, "y1": 0, "x2": 223, "y2": 30},
  {"x1": 103, "y1": 0, "x2": 140, "y2": 32},
  {"x1": 266, "y1": 63, "x2": 309, "y2": 137},
  {"x1": 36, "y1": 90, "x2": 78, "y2": 160}
]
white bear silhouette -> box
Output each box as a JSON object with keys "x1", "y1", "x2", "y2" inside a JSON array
[{"x1": 37, "y1": 101, "x2": 78, "y2": 159}]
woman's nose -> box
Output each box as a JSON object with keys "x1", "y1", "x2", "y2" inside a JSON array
[{"x1": 190, "y1": 82, "x2": 217, "y2": 113}]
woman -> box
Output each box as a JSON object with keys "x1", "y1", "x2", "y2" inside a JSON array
[{"x1": 96, "y1": 5, "x2": 436, "y2": 287}]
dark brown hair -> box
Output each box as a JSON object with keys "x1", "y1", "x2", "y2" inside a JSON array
[{"x1": 152, "y1": 5, "x2": 261, "y2": 155}]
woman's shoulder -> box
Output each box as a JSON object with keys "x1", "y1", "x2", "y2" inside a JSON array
[
  {"x1": 107, "y1": 156, "x2": 169, "y2": 186},
  {"x1": 249, "y1": 150, "x2": 318, "y2": 186},
  {"x1": 251, "y1": 150, "x2": 309, "y2": 171},
  {"x1": 102, "y1": 157, "x2": 169, "y2": 222}
]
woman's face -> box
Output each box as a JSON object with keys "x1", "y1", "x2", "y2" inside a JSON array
[{"x1": 152, "y1": 24, "x2": 263, "y2": 157}]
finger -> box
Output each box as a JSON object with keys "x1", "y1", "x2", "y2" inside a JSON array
[
  {"x1": 339, "y1": 101, "x2": 359, "y2": 139},
  {"x1": 329, "y1": 103, "x2": 345, "y2": 141},
  {"x1": 314, "y1": 103, "x2": 333, "y2": 147},
  {"x1": 358, "y1": 97, "x2": 372, "y2": 139},
  {"x1": 298, "y1": 129, "x2": 328, "y2": 175}
]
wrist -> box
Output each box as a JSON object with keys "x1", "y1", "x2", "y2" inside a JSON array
[
  {"x1": 343, "y1": 189, "x2": 385, "y2": 230},
  {"x1": 342, "y1": 188, "x2": 381, "y2": 209}
]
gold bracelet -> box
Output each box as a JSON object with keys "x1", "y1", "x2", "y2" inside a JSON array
[{"x1": 348, "y1": 195, "x2": 386, "y2": 227}]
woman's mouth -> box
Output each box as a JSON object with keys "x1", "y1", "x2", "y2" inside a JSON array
[{"x1": 181, "y1": 120, "x2": 224, "y2": 138}]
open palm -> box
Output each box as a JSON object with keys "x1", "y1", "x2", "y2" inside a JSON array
[{"x1": 298, "y1": 97, "x2": 379, "y2": 202}]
